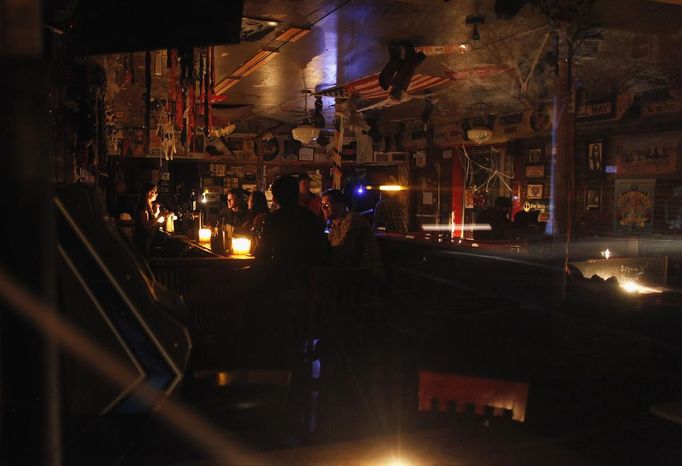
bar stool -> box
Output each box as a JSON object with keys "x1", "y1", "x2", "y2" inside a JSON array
[{"x1": 301, "y1": 266, "x2": 384, "y2": 437}]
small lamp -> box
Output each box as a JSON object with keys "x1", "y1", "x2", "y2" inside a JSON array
[
  {"x1": 231, "y1": 237, "x2": 252, "y2": 255},
  {"x1": 198, "y1": 228, "x2": 212, "y2": 243},
  {"x1": 465, "y1": 102, "x2": 494, "y2": 144}
]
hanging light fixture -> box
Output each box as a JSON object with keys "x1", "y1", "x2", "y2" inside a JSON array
[
  {"x1": 466, "y1": 102, "x2": 494, "y2": 144},
  {"x1": 292, "y1": 90, "x2": 320, "y2": 144},
  {"x1": 466, "y1": 126, "x2": 494, "y2": 144},
  {"x1": 291, "y1": 122, "x2": 320, "y2": 144}
]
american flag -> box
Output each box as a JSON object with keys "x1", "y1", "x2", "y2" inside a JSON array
[{"x1": 315, "y1": 73, "x2": 450, "y2": 100}]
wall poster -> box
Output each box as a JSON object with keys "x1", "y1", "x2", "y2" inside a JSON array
[
  {"x1": 614, "y1": 179, "x2": 655, "y2": 233},
  {"x1": 586, "y1": 139, "x2": 605, "y2": 179},
  {"x1": 614, "y1": 131, "x2": 680, "y2": 177}
]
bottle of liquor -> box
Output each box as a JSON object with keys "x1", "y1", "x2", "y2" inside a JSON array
[
  {"x1": 212, "y1": 218, "x2": 226, "y2": 254},
  {"x1": 190, "y1": 189, "x2": 197, "y2": 211}
]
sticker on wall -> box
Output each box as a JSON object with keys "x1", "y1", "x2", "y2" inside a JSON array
[
  {"x1": 464, "y1": 188, "x2": 475, "y2": 209},
  {"x1": 398, "y1": 165, "x2": 409, "y2": 186},
  {"x1": 415, "y1": 150, "x2": 427, "y2": 168}
]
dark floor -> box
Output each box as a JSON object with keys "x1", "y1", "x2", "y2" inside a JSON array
[{"x1": 65, "y1": 270, "x2": 682, "y2": 466}]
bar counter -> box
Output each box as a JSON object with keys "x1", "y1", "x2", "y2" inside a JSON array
[
  {"x1": 375, "y1": 231, "x2": 682, "y2": 340},
  {"x1": 375, "y1": 232, "x2": 564, "y2": 310},
  {"x1": 148, "y1": 233, "x2": 258, "y2": 344}
]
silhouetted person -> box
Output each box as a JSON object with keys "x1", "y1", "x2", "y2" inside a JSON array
[
  {"x1": 255, "y1": 175, "x2": 330, "y2": 294},
  {"x1": 474, "y1": 196, "x2": 512, "y2": 241},
  {"x1": 513, "y1": 209, "x2": 543, "y2": 240}
]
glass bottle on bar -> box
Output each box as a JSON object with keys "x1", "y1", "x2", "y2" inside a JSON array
[{"x1": 190, "y1": 189, "x2": 197, "y2": 211}]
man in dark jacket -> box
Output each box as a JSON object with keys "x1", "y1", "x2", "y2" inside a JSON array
[
  {"x1": 255, "y1": 175, "x2": 329, "y2": 293},
  {"x1": 474, "y1": 196, "x2": 512, "y2": 241}
]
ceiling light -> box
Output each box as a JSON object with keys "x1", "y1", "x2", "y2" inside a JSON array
[
  {"x1": 467, "y1": 126, "x2": 493, "y2": 144},
  {"x1": 292, "y1": 122, "x2": 320, "y2": 144},
  {"x1": 292, "y1": 89, "x2": 319, "y2": 144}
]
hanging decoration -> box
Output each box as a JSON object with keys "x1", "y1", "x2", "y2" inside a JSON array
[
  {"x1": 177, "y1": 47, "x2": 195, "y2": 151},
  {"x1": 156, "y1": 110, "x2": 176, "y2": 161},
  {"x1": 208, "y1": 46, "x2": 215, "y2": 132},
  {"x1": 460, "y1": 144, "x2": 514, "y2": 206},
  {"x1": 144, "y1": 51, "x2": 152, "y2": 155},
  {"x1": 330, "y1": 101, "x2": 344, "y2": 189},
  {"x1": 191, "y1": 52, "x2": 198, "y2": 152}
]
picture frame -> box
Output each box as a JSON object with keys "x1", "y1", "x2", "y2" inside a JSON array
[
  {"x1": 586, "y1": 187, "x2": 601, "y2": 210},
  {"x1": 298, "y1": 147, "x2": 314, "y2": 161},
  {"x1": 528, "y1": 148, "x2": 543, "y2": 162},
  {"x1": 614, "y1": 179, "x2": 655, "y2": 233},
  {"x1": 614, "y1": 132, "x2": 680, "y2": 177},
  {"x1": 527, "y1": 183, "x2": 544, "y2": 200},
  {"x1": 525, "y1": 164, "x2": 545, "y2": 178},
  {"x1": 586, "y1": 139, "x2": 605, "y2": 179}
]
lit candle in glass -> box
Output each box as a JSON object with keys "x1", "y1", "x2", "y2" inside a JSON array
[
  {"x1": 198, "y1": 228, "x2": 212, "y2": 243},
  {"x1": 231, "y1": 237, "x2": 251, "y2": 255}
]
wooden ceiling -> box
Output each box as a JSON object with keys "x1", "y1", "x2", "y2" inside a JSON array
[{"x1": 103, "y1": 0, "x2": 682, "y2": 135}]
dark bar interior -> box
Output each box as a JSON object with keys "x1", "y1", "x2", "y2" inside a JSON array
[{"x1": 2, "y1": 1, "x2": 682, "y2": 465}]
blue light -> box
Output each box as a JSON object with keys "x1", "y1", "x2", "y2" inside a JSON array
[{"x1": 356, "y1": 186, "x2": 364, "y2": 194}]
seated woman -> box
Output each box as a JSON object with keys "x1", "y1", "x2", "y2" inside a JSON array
[
  {"x1": 132, "y1": 182, "x2": 162, "y2": 257},
  {"x1": 238, "y1": 190, "x2": 269, "y2": 240}
]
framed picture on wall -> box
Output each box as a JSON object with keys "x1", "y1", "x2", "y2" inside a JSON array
[
  {"x1": 525, "y1": 164, "x2": 545, "y2": 178},
  {"x1": 298, "y1": 147, "x2": 314, "y2": 161},
  {"x1": 528, "y1": 148, "x2": 543, "y2": 162},
  {"x1": 586, "y1": 187, "x2": 601, "y2": 210},
  {"x1": 527, "y1": 183, "x2": 543, "y2": 200},
  {"x1": 614, "y1": 179, "x2": 655, "y2": 233},
  {"x1": 587, "y1": 139, "x2": 605, "y2": 179},
  {"x1": 613, "y1": 132, "x2": 680, "y2": 177}
]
